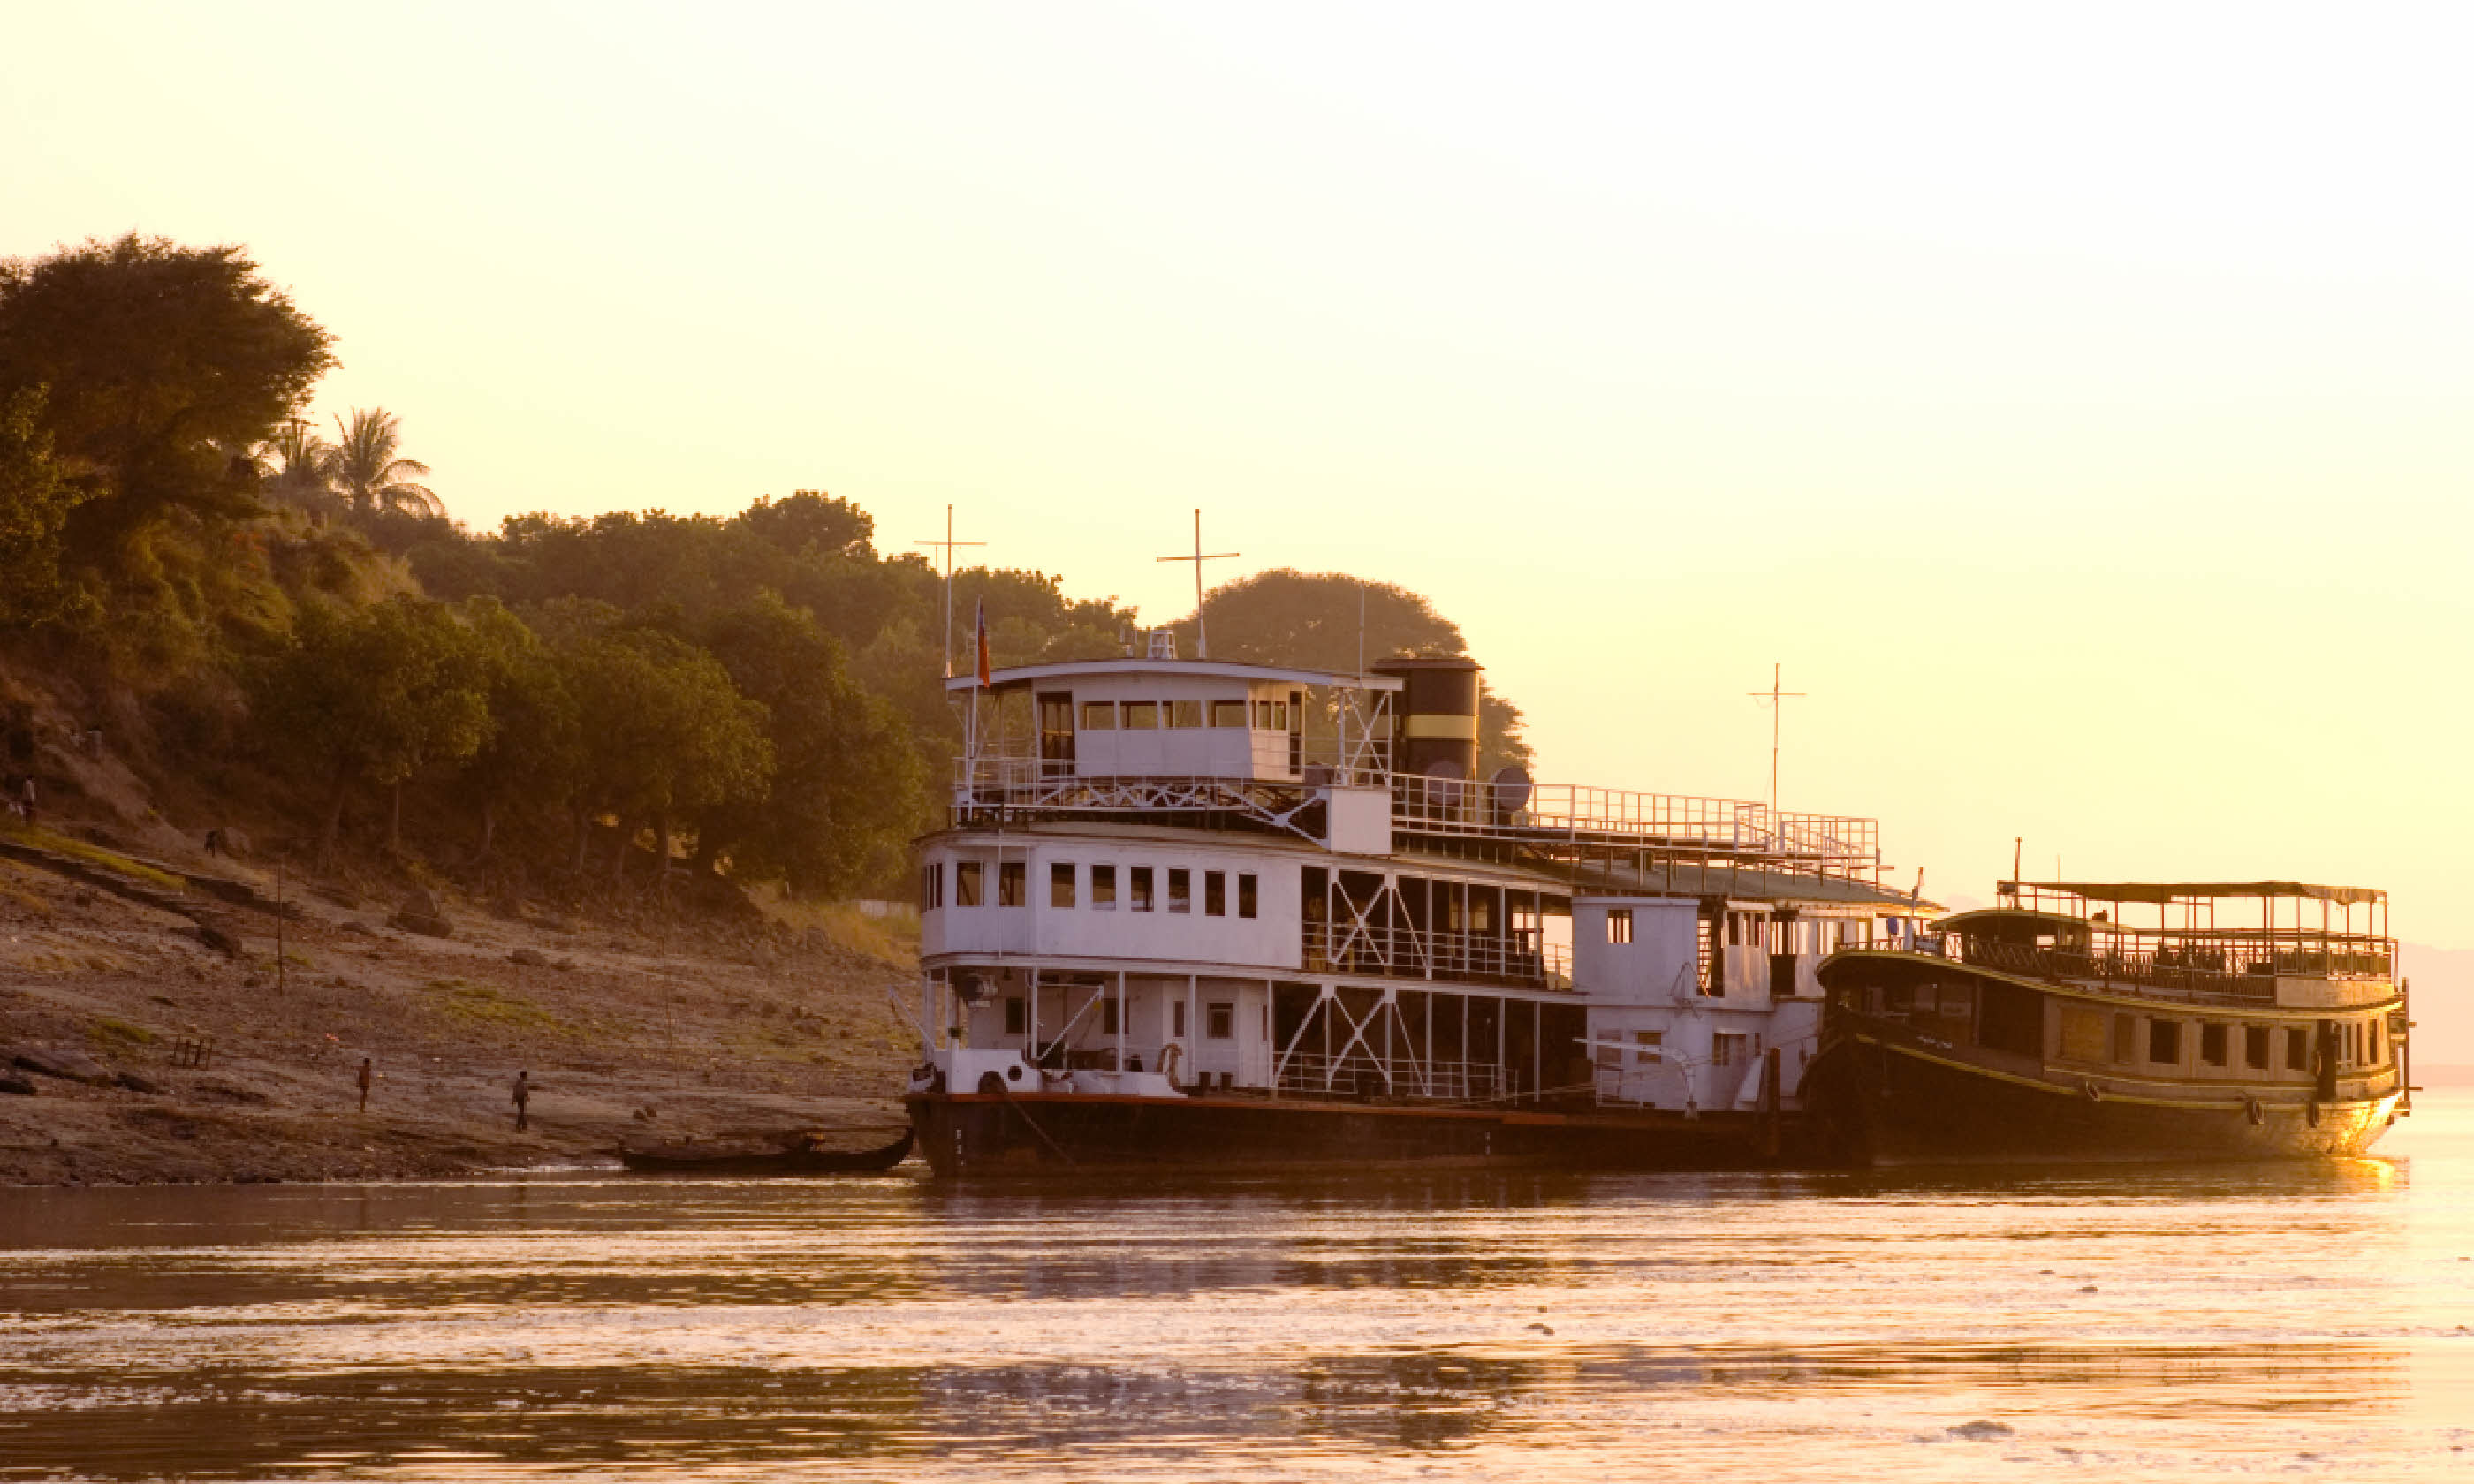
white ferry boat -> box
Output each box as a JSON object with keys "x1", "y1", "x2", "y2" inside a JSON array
[{"x1": 901, "y1": 633, "x2": 1928, "y2": 1176}]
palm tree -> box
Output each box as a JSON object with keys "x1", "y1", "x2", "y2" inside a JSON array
[
  {"x1": 330, "y1": 408, "x2": 440, "y2": 517},
  {"x1": 264, "y1": 418, "x2": 339, "y2": 517}
]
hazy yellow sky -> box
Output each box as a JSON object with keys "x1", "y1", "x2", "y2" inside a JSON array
[{"x1": 8, "y1": 4, "x2": 2471, "y2": 943}]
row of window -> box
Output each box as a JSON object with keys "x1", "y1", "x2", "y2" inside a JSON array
[
  {"x1": 2105, "y1": 1014, "x2": 2386, "y2": 1071},
  {"x1": 1079, "y1": 699, "x2": 1295, "y2": 732},
  {"x1": 922, "y1": 859, "x2": 1260, "y2": 918},
  {"x1": 1002, "y1": 996, "x2": 1241, "y2": 1041},
  {"x1": 1605, "y1": 909, "x2": 1865, "y2": 951}
]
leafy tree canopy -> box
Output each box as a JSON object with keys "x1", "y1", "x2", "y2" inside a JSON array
[{"x1": 0, "y1": 235, "x2": 334, "y2": 549}]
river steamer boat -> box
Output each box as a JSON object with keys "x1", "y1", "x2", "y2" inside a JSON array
[
  {"x1": 900, "y1": 634, "x2": 1930, "y2": 1177},
  {"x1": 1806, "y1": 881, "x2": 2408, "y2": 1164}
]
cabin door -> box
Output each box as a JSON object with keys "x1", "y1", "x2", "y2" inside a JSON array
[{"x1": 1037, "y1": 693, "x2": 1075, "y2": 777}]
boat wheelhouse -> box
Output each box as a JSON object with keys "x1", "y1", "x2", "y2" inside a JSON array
[
  {"x1": 901, "y1": 635, "x2": 1925, "y2": 1176},
  {"x1": 1807, "y1": 880, "x2": 2408, "y2": 1163}
]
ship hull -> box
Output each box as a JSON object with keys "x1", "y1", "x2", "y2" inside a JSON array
[
  {"x1": 1807, "y1": 1034, "x2": 2402, "y2": 1167},
  {"x1": 905, "y1": 1091, "x2": 1804, "y2": 1177}
]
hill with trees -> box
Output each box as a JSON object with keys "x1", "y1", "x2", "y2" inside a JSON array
[{"x1": 0, "y1": 234, "x2": 1529, "y2": 913}]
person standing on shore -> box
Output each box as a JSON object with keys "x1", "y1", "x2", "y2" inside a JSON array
[
  {"x1": 512, "y1": 1069, "x2": 531, "y2": 1131},
  {"x1": 356, "y1": 1057, "x2": 373, "y2": 1112}
]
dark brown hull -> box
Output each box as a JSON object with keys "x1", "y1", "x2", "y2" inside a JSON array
[
  {"x1": 905, "y1": 1091, "x2": 1804, "y2": 1178},
  {"x1": 618, "y1": 1130, "x2": 914, "y2": 1176},
  {"x1": 1806, "y1": 1034, "x2": 2400, "y2": 1167}
]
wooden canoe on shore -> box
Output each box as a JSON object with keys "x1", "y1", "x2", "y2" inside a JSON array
[{"x1": 618, "y1": 1129, "x2": 914, "y2": 1176}]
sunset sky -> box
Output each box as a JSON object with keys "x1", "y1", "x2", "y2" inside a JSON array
[{"x1": 10, "y1": 4, "x2": 2471, "y2": 947}]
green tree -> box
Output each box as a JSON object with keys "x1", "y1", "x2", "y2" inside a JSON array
[
  {"x1": 563, "y1": 625, "x2": 772, "y2": 882},
  {"x1": 0, "y1": 235, "x2": 334, "y2": 554},
  {"x1": 459, "y1": 598, "x2": 583, "y2": 860},
  {"x1": 0, "y1": 386, "x2": 85, "y2": 624},
  {"x1": 264, "y1": 419, "x2": 338, "y2": 518},
  {"x1": 692, "y1": 592, "x2": 929, "y2": 896},
  {"x1": 330, "y1": 408, "x2": 438, "y2": 517},
  {"x1": 1177, "y1": 568, "x2": 1533, "y2": 774},
  {"x1": 251, "y1": 596, "x2": 494, "y2": 864}
]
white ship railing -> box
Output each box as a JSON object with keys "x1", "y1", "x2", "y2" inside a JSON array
[
  {"x1": 1394, "y1": 776, "x2": 1879, "y2": 876},
  {"x1": 1274, "y1": 1050, "x2": 1507, "y2": 1102},
  {"x1": 1303, "y1": 921, "x2": 1572, "y2": 991}
]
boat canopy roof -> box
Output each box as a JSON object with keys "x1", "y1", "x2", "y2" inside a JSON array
[
  {"x1": 947, "y1": 658, "x2": 1404, "y2": 693},
  {"x1": 1937, "y1": 906, "x2": 2090, "y2": 934},
  {"x1": 2002, "y1": 880, "x2": 2385, "y2": 906}
]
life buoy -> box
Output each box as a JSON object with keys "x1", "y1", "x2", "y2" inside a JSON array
[
  {"x1": 2244, "y1": 1097, "x2": 2264, "y2": 1126},
  {"x1": 1157, "y1": 1042, "x2": 1184, "y2": 1085}
]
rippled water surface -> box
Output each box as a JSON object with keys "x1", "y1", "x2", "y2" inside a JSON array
[{"x1": 4, "y1": 1096, "x2": 2472, "y2": 1481}]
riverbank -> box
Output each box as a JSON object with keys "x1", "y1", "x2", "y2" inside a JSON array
[{"x1": 0, "y1": 837, "x2": 919, "y2": 1186}]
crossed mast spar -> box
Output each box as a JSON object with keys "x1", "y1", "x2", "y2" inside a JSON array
[
  {"x1": 1157, "y1": 509, "x2": 1239, "y2": 658},
  {"x1": 913, "y1": 504, "x2": 986, "y2": 679}
]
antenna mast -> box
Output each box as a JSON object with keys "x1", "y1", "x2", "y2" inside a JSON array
[
  {"x1": 912, "y1": 504, "x2": 985, "y2": 678},
  {"x1": 1155, "y1": 509, "x2": 1239, "y2": 658},
  {"x1": 1746, "y1": 662, "x2": 1806, "y2": 822}
]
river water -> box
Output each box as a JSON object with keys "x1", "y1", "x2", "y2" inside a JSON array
[{"x1": 4, "y1": 1096, "x2": 2471, "y2": 1482}]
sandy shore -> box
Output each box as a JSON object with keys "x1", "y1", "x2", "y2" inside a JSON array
[{"x1": 0, "y1": 845, "x2": 920, "y2": 1186}]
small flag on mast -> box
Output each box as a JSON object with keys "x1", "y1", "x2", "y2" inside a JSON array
[{"x1": 974, "y1": 600, "x2": 991, "y2": 686}]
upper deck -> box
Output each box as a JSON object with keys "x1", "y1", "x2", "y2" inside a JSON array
[
  {"x1": 1883, "y1": 879, "x2": 2395, "y2": 1008},
  {"x1": 945, "y1": 651, "x2": 1886, "y2": 889}
]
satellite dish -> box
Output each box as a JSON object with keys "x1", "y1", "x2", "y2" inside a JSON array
[
  {"x1": 1423, "y1": 757, "x2": 1466, "y2": 813},
  {"x1": 1490, "y1": 764, "x2": 1533, "y2": 817}
]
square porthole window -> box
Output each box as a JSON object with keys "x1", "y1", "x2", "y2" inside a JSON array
[
  {"x1": 1050, "y1": 862, "x2": 1075, "y2": 909},
  {"x1": 1167, "y1": 868, "x2": 1191, "y2": 913},
  {"x1": 1207, "y1": 1002, "x2": 1234, "y2": 1040},
  {"x1": 956, "y1": 860, "x2": 984, "y2": 907},
  {"x1": 1130, "y1": 867, "x2": 1154, "y2": 912},
  {"x1": 1238, "y1": 874, "x2": 1258, "y2": 919},
  {"x1": 1608, "y1": 909, "x2": 1633, "y2": 945},
  {"x1": 1080, "y1": 701, "x2": 1117, "y2": 730},
  {"x1": 998, "y1": 860, "x2": 1026, "y2": 907},
  {"x1": 1203, "y1": 871, "x2": 1225, "y2": 916},
  {"x1": 2244, "y1": 1025, "x2": 2270, "y2": 1070},
  {"x1": 2199, "y1": 1023, "x2": 2229, "y2": 1068},
  {"x1": 2147, "y1": 1019, "x2": 2182, "y2": 1065}
]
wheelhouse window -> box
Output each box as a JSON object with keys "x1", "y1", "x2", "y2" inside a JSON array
[
  {"x1": 956, "y1": 860, "x2": 984, "y2": 907},
  {"x1": 1210, "y1": 700, "x2": 1248, "y2": 727},
  {"x1": 920, "y1": 861, "x2": 943, "y2": 911},
  {"x1": 1051, "y1": 862, "x2": 1075, "y2": 909},
  {"x1": 1130, "y1": 867, "x2": 1155, "y2": 912},
  {"x1": 2148, "y1": 1019, "x2": 2182, "y2": 1065},
  {"x1": 1206, "y1": 1002, "x2": 1234, "y2": 1039},
  {"x1": 998, "y1": 860, "x2": 1026, "y2": 907},
  {"x1": 1123, "y1": 700, "x2": 1159, "y2": 730},
  {"x1": 1238, "y1": 874, "x2": 1258, "y2": 918},
  {"x1": 1711, "y1": 1032, "x2": 1748, "y2": 1067},
  {"x1": 1167, "y1": 868, "x2": 1191, "y2": 913},
  {"x1": 1168, "y1": 700, "x2": 1203, "y2": 729},
  {"x1": 1092, "y1": 865, "x2": 1117, "y2": 909},
  {"x1": 1608, "y1": 909, "x2": 1633, "y2": 945},
  {"x1": 1081, "y1": 701, "x2": 1116, "y2": 730},
  {"x1": 1203, "y1": 871, "x2": 1226, "y2": 916},
  {"x1": 1253, "y1": 700, "x2": 1273, "y2": 729}
]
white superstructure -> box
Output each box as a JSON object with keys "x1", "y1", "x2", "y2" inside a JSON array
[{"x1": 909, "y1": 637, "x2": 1923, "y2": 1122}]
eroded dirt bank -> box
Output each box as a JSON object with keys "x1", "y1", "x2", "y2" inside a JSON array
[{"x1": 0, "y1": 845, "x2": 920, "y2": 1186}]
